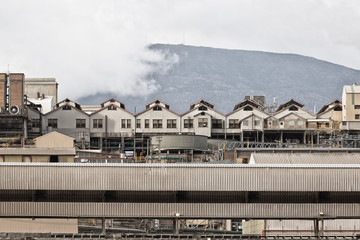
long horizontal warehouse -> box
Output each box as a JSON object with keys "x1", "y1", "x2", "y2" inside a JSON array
[
  {"x1": 0, "y1": 163, "x2": 359, "y2": 219},
  {"x1": 0, "y1": 163, "x2": 359, "y2": 191}
]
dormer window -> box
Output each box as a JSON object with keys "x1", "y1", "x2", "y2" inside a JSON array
[
  {"x1": 153, "y1": 106, "x2": 162, "y2": 111},
  {"x1": 199, "y1": 106, "x2": 207, "y2": 111},
  {"x1": 244, "y1": 106, "x2": 253, "y2": 111},
  {"x1": 289, "y1": 106, "x2": 298, "y2": 111},
  {"x1": 108, "y1": 105, "x2": 117, "y2": 110}
]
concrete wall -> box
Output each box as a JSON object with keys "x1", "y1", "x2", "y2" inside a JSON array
[
  {"x1": 136, "y1": 105, "x2": 180, "y2": 134},
  {"x1": 25, "y1": 78, "x2": 58, "y2": 108},
  {"x1": 44, "y1": 107, "x2": 89, "y2": 143},
  {"x1": 90, "y1": 105, "x2": 134, "y2": 135},
  {"x1": 35, "y1": 132, "x2": 74, "y2": 148},
  {"x1": 182, "y1": 105, "x2": 225, "y2": 137},
  {"x1": 242, "y1": 220, "x2": 265, "y2": 234},
  {"x1": 0, "y1": 218, "x2": 78, "y2": 234}
]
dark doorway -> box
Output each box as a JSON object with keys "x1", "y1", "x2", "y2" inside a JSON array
[{"x1": 50, "y1": 155, "x2": 59, "y2": 162}]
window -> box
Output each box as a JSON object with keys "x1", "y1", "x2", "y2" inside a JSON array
[
  {"x1": 342, "y1": 121, "x2": 347, "y2": 126},
  {"x1": 288, "y1": 120, "x2": 295, "y2": 126},
  {"x1": 184, "y1": 119, "x2": 193, "y2": 128},
  {"x1": 167, "y1": 119, "x2": 177, "y2": 128},
  {"x1": 108, "y1": 105, "x2": 117, "y2": 110},
  {"x1": 289, "y1": 106, "x2": 298, "y2": 111},
  {"x1": 62, "y1": 105, "x2": 71, "y2": 110},
  {"x1": 212, "y1": 119, "x2": 222, "y2": 129},
  {"x1": 76, "y1": 119, "x2": 86, "y2": 128},
  {"x1": 121, "y1": 119, "x2": 131, "y2": 128},
  {"x1": 145, "y1": 119, "x2": 150, "y2": 128},
  {"x1": 254, "y1": 120, "x2": 260, "y2": 126},
  {"x1": 30, "y1": 119, "x2": 40, "y2": 128},
  {"x1": 198, "y1": 118, "x2": 208, "y2": 127},
  {"x1": 298, "y1": 120, "x2": 304, "y2": 125},
  {"x1": 153, "y1": 106, "x2": 162, "y2": 111},
  {"x1": 272, "y1": 120, "x2": 278, "y2": 126},
  {"x1": 242, "y1": 120, "x2": 249, "y2": 126},
  {"x1": 93, "y1": 119, "x2": 103, "y2": 128},
  {"x1": 244, "y1": 106, "x2": 253, "y2": 111},
  {"x1": 229, "y1": 119, "x2": 240, "y2": 129},
  {"x1": 48, "y1": 119, "x2": 58, "y2": 128},
  {"x1": 153, "y1": 119, "x2": 162, "y2": 128},
  {"x1": 199, "y1": 106, "x2": 207, "y2": 111},
  {"x1": 356, "y1": 114, "x2": 360, "y2": 120},
  {"x1": 355, "y1": 105, "x2": 360, "y2": 109},
  {"x1": 136, "y1": 119, "x2": 141, "y2": 128}
]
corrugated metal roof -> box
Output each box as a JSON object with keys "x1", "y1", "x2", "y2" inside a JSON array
[
  {"x1": 0, "y1": 202, "x2": 358, "y2": 219},
  {"x1": 0, "y1": 163, "x2": 359, "y2": 191},
  {"x1": 0, "y1": 148, "x2": 76, "y2": 155},
  {"x1": 250, "y1": 152, "x2": 360, "y2": 165}
]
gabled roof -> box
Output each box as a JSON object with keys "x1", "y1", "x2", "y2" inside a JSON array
[
  {"x1": 45, "y1": 103, "x2": 89, "y2": 116},
  {"x1": 190, "y1": 99, "x2": 214, "y2": 110},
  {"x1": 278, "y1": 112, "x2": 306, "y2": 121},
  {"x1": 56, "y1": 98, "x2": 82, "y2": 110},
  {"x1": 100, "y1": 98, "x2": 125, "y2": 109},
  {"x1": 145, "y1": 99, "x2": 170, "y2": 109},
  {"x1": 34, "y1": 131, "x2": 75, "y2": 142},
  {"x1": 227, "y1": 102, "x2": 269, "y2": 118},
  {"x1": 181, "y1": 103, "x2": 225, "y2": 117},
  {"x1": 136, "y1": 102, "x2": 179, "y2": 117},
  {"x1": 276, "y1": 99, "x2": 304, "y2": 112},
  {"x1": 233, "y1": 99, "x2": 262, "y2": 111},
  {"x1": 90, "y1": 103, "x2": 134, "y2": 116},
  {"x1": 238, "y1": 113, "x2": 264, "y2": 122},
  {"x1": 317, "y1": 99, "x2": 342, "y2": 115}
]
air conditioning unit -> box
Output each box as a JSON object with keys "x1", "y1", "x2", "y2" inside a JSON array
[{"x1": 9, "y1": 105, "x2": 19, "y2": 115}]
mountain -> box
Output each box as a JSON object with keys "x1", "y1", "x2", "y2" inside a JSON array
[{"x1": 78, "y1": 44, "x2": 360, "y2": 114}]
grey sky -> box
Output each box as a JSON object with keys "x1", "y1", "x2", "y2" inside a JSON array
[{"x1": 1, "y1": 0, "x2": 359, "y2": 100}]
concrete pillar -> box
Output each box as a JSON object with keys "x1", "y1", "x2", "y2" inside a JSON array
[
  {"x1": 101, "y1": 218, "x2": 106, "y2": 235},
  {"x1": 317, "y1": 131, "x2": 320, "y2": 145},
  {"x1": 173, "y1": 218, "x2": 180, "y2": 234},
  {"x1": 225, "y1": 219, "x2": 232, "y2": 231},
  {"x1": 261, "y1": 132, "x2": 264, "y2": 142},
  {"x1": 240, "y1": 132, "x2": 243, "y2": 142}
]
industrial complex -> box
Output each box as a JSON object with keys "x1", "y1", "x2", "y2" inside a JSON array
[{"x1": 0, "y1": 72, "x2": 360, "y2": 239}]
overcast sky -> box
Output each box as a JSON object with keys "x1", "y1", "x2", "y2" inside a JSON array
[{"x1": 1, "y1": 0, "x2": 359, "y2": 100}]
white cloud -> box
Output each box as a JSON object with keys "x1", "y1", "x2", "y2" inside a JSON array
[{"x1": 0, "y1": 0, "x2": 359, "y2": 100}]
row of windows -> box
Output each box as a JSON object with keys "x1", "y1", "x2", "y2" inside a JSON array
[{"x1": 46, "y1": 118, "x2": 264, "y2": 129}]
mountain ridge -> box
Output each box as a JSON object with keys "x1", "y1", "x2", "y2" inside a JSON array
[{"x1": 78, "y1": 44, "x2": 360, "y2": 114}]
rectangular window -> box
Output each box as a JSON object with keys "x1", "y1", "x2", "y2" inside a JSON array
[
  {"x1": 93, "y1": 119, "x2": 103, "y2": 128},
  {"x1": 48, "y1": 119, "x2": 57, "y2": 128},
  {"x1": 145, "y1": 119, "x2": 150, "y2": 128},
  {"x1": 212, "y1": 119, "x2": 222, "y2": 129},
  {"x1": 272, "y1": 120, "x2": 278, "y2": 126},
  {"x1": 229, "y1": 119, "x2": 240, "y2": 129},
  {"x1": 136, "y1": 119, "x2": 141, "y2": 128},
  {"x1": 298, "y1": 120, "x2": 304, "y2": 125},
  {"x1": 167, "y1": 119, "x2": 177, "y2": 128},
  {"x1": 356, "y1": 114, "x2": 360, "y2": 120},
  {"x1": 76, "y1": 119, "x2": 86, "y2": 128},
  {"x1": 254, "y1": 120, "x2": 260, "y2": 126},
  {"x1": 198, "y1": 118, "x2": 208, "y2": 127},
  {"x1": 184, "y1": 119, "x2": 193, "y2": 128},
  {"x1": 31, "y1": 119, "x2": 40, "y2": 128},
  {"x1": 242, "y1": 120, "x2": 248, "y2": 127},
  {"x1": 355, "y1": 105, "x2": 360, "y2": 109},
  {"x1": 288, "y1": 120, "x2": 295, "y2": 126},
  {"x1": 121, "y1": 119, "x2": 131, "y2": 128},
  {"x1": 153, "y1": 119, "x2": 163, "y2": 128}
]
